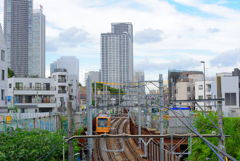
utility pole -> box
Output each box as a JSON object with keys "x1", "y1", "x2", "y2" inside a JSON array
[
  {"x1": 138, "y1": 81, "x2": 141, "y2": 149},
  {"x1": 217, "y1": 76, "x2": 225, "y2": 160},
  {"x1": 94, "y1": 81, "x2": 97, "y2": 116},
  {"x1": 159, "y1": 74, "x2": 164, "y2": 161},
  {"x1": 87, "y1": 76, "x2": 92, "y2": 161},
  {"x1": 67, "y1": 101, "x2": 73, "y2": 161}
]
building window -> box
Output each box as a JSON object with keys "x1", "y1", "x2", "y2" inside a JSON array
[
  {"x1": 198, "y1": 95, "x2": 203, "y2": 99},
  {"x1": 9, "y1": 83, "x2": 11, "y2": 88},
  {"x1": 199, "y1": 85, "x2": 203, "y2": 90},
  {"x1": 1, "y1": 50, "x2": 5, "y2": 61},
  {"x1": 35, "y1": 83, "x2": 41, "y2": 90},
  {"x1": 187, "y1": 87, "x2": 190, "y2": 91},
  {"x1": 16, "y1": 83, "x2": 23, "y2": 90},
  {"x1": 1, "y1": 70, "x2": 4, "y2": 80},
  {"x1": 29, "y1": 83, "x2": 32, "y2": 89},
  {"x1": 1, "y1": 90, "x2": 4, "y2": 100},
  {"x1": 15, "y1": 96, "x2": 23, "y2": 103},
  {"x1": 225, "y1": 93, "x2": 236, "y2": 106}
]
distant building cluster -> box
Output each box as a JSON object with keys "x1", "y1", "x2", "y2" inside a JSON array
[{"x1": 168, "y1": 68, "x2": 240, "y2": 115}]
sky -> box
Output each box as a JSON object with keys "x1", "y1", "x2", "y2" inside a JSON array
[{"x1": 0, "y1": 0, "x2": 240, "y2": 85}]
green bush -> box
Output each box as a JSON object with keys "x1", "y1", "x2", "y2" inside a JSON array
[
  {"x1": 188, "y1": 112, "x2": 240, "y2": 161},
  {"x1": 0, "y1": 128, "x2": 68, "y2": 161}
]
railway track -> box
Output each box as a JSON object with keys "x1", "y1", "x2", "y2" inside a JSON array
[{"x1": 94, "y1": 113, "x2": 146, "y2": 161}]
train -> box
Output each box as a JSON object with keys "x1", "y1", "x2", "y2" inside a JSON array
[{"x1": 93, "y1": 113, "x2": 111, "y2": 134}]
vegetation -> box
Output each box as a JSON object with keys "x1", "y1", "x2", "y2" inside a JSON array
[
  {"x1": 0, "y1": 128, "x2": 67, "y2": 161},
  {"x1": 92, "y1": 82, "x2": 124, "y2": 94},
  {"x1": 79, "y1": 83, "x2": 82, "y2": 87},
  {"x1": 188, "y1": 112, "x2": 240, "y2": 161},
  {"x1": 8, "y1": 68, "x2": 14, "y2": 78}
]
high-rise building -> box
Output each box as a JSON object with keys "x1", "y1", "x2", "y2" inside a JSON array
[
  {"x1": 29, "y1": 9, "x2": 45, "y2": 77},
  {"x1": 50, "y1": 61, "x2": 57, "y2": 75},
  {"x1": 0, "y1": 24, "x2": 8, "y2": 113},
  {"x1": 85, "y1": 70, "x2": 101, "y2": 83},
  {"x1": 101, "y1": 23, "x2": 133, "y2": 88},
  {"x1": 134, "y1": 70, "x2": 144, "y2": 82},
  {"x1": 4, "y1": 0, "x2": 33, "y2": 77},
  {"x1": 56, "y1": 56, "x2": 79, "y2": 81}
]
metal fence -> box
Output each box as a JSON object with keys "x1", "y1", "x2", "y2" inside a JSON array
[
  {"x1": 0, "y1": 114, "x2": 59, "y2": 133},
  {"x1": 0, "y1": 112, "x2": 88, "y2": 133}
]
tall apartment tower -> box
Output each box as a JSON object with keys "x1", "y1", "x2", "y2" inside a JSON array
[
  {"x1": 29, "y1": 9, "x2": 45, "y2": 77},
  {"x1": 101, "y1": 23, "x2": 133, "y2": 87},
  {"x1": 4, "y1": 0, "x2": 33, "y2": 77}
]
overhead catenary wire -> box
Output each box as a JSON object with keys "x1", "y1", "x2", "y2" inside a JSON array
[{"x1": 146, "y1": 85, "x2": 237, "y2": 161}]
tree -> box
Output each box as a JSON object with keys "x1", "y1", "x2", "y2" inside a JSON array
[
  {"x1": 8, "y1": 68, "x2": 14, "y2": 78},
  {"x1": 79, "y1": 83, "x2": 82, "y2": 87}
]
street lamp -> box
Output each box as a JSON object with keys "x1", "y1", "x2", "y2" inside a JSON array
[{"x1": 201, "y1": 61, "x2": 206, "y2": 112}]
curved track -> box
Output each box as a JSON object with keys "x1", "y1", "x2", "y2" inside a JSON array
[{"x1": 94, "y1": 113, "x2": 144, "y2": 161}]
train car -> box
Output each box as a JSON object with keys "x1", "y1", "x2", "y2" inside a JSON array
[{"x1": 96, "y1": 114, "x2": 111, "y2": 134}]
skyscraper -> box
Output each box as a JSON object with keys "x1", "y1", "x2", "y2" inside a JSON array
[
  {"x1": 4, "y1": 0, "x2": 33, "y2": 77},
  {"x1": 4, "y1": 1, "x2": 45, "y2": 78},
  {"x1": 30, "y1": 9, "x2": 45, "y2": 77},
  {"x1": 101, "y1": 23, "x2": 133, "y2": 87}
]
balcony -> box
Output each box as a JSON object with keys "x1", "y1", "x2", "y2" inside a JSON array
[
  {"x1": 15, "y1": 100, "x2": 56, "y2": 104},
  {"x1": 58, "y1": 90, "x2": 66, "y2": 94},
  {"x1": 58, "y1": 79, "x2": 66, "y2": 83},
  {"x1": 14, "y1": 87, "x2": 55, "y2": 91}
]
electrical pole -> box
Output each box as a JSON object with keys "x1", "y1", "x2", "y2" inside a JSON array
[
  {"x1": 67, "y1": 101, "x2": 73, "y2": 161},
  {"x1": 217, "y1": 76, "x2": 225, "y2": 160},
  {"x1": 87, "y1": 76, "x2": 92, "y2": 161},
  {"x1": 138, "y1": 81, "x2": 141, "y2": 149},
  {"x1": 159, "y1": 74, "x2": 164, "y2": 161}
]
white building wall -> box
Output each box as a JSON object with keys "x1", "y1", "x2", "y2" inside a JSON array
[
  {"x1": 0, "y1": 24, "x2": 8, "y2": 112},
  {"x1": 8, "y1": 78, "x2": 56, "y2": 113},
  {"x1": 195, "y1": 80, "x2": 213, "y2": 111},
  {"x1": 211, "y1": 74, "x2": 239, "y2": 114},
  {"x1": 57, "y1": 56, "x2": 79, "y2": 82}
]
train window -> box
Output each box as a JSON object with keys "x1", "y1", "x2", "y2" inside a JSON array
[
  {"x1": 152, "y1": 108, "x2": 159, "y2": 113},
  {"x1": 98, "y1": 118, "x2": 108, "y2": 127}
]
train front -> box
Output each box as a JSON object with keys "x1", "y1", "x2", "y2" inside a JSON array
[{"x1": 96, "y1": 117, "x2": 110, "y2": 134}]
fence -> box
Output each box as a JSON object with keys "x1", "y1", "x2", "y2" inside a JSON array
[
  {"x1": 0, "y1": 114, "x2": 59, "y2": 133},
  {"x1": 0, "y1": 112, "x2": 88, "y2": 133}
]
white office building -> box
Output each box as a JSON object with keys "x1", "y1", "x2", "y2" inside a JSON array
[
  {"x1": 195, "y1": 80, "x2": 213, "y2": 111},
  {"x1": 56, "y1": 56, "x2": 79, "y2": 82},
  {"x1": 29, "y1": 9, "x2": 45, "y2": 77},
  {"x1": 211, "y1": 73, "x2": 240, "y2": 115},
  {"x1": 0, "y1": 24, "x2": 8, "y2": 113},
  {"x1": 85, "y1": 70, "x2": 101, "y2": 82},
  {"x1": 8, "y1": 77, "x2": 56, "y2": 113},
  {"x1": 101, "y1": 23, "x2": 133, "y2": 88}
]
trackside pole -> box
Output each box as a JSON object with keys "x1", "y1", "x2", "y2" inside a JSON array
[
  {"x1": 159, "y1": 74, "x2": 164, "y2": 161},
  {"x1": 87, "y1": 76, "x2": 92, "y2": 160},
  {"x1": 67, "y1": 101, "x2": 73, "y2": 161}
]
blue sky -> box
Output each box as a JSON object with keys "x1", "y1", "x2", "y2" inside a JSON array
[{"x1": 0, "y1": 0, "x2": 240, "y2": 84}]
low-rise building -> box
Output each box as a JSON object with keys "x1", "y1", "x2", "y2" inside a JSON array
[
  {"x1": 8, "y1": 77, "x2": 56, "y2": 113},
  {"x1": 52, "y1": 68, "x2": 79, "y2": 112},
  {"x1": 211, "y1": 73, "x2": 240, "y2": 115},
  {"x1": 0, "y1": 24, "x2": 8, "y2": 113}
]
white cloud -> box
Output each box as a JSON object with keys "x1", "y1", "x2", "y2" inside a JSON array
[{"x1": 1, "y1": 0, "x2": 240, "y2": 80}]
